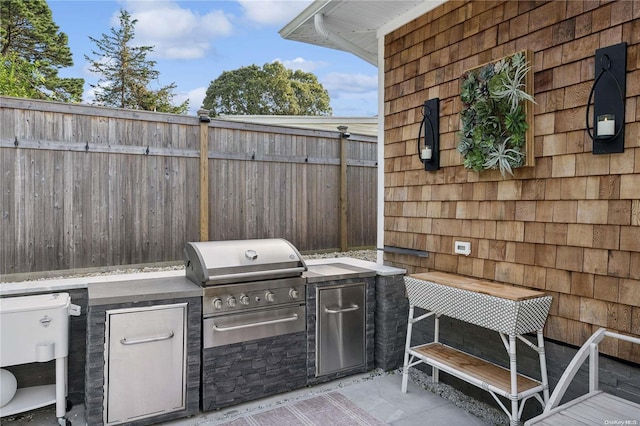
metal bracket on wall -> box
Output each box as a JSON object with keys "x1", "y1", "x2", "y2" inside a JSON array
[
  {"x1": 383, "y1": 245, "x2": 429, "y2": 258},
  {"x1": 592, "y1": 42, "x2": 626, "y2": 154},
  {"x1": 418, "y1": 98, "x2": 439, "y2": 171}
]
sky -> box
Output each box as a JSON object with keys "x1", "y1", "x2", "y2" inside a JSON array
[{"x1": 46, "y1": 0, "x2": 379, "y2": 117}]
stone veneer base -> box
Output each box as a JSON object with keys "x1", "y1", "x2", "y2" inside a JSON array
[{"x1": 84, "y1": 296, "x2": 201, "y2": 426}]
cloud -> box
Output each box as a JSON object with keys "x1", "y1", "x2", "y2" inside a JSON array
[
  {"x1": 237, "y1": 0, "x2": 311, "y2": 26},
  {"x1": 176, "y1": 86, "x2": 208, "y2": 116},
  {"x1": 82, "y1": 86, "x2": 97, "y2": 104},
  {"x1": 322, "y1": 72, "x2": 378, "y2": 95},
  {"x1": 319, "y1": 72, "x2": 378, "y2": 116},
  {"x1": 273, "y1": 57, "x2": 326, "y2": 73},
  {"x1": 117, "y1": 1, "x2": 233, "y2": 59}
]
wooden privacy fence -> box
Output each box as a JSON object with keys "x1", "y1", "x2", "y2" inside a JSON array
[{"x1": 0, "y1": 97, "x2": 377, "y2": 276}]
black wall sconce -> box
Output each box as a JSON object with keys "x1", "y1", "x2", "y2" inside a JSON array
[
  {"x1": 586, "y1": 42, "x2": 626, "y2": 154},
  {"x1": 417, "y1": 98, "x2": 439, "y2": 171}
]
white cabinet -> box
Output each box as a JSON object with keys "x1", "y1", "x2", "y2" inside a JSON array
[
  {"x1": 0, "y1": 293, "x2": 80, "y2": 426},
  {"x1": 104, "y1": 303, "x2": 187, "y2": 425}
]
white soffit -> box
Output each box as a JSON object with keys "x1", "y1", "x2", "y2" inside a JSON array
[{"x1": 280, "y1": 0, "x2": 446, "y2": 65}]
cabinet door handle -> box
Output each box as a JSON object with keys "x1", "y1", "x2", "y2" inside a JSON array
[
  {"x1": 211, "y1": 314, "x2": 299, "y2": 332},
  {"x1": 120, "y1": 331, "x2": 175, "y2": 345},
  {"x1": 324, "y1": 304, "x2": 360, "y2": 314}
]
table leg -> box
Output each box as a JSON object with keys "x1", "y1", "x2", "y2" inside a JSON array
[
  {"x1": 537, "y1": 330, "x2": 549, "y2": 404},
  {"x1": 55, "y1": 357, "x2": 66, "y2": 420},
  {"x1": 509, "y1": 334, "x2": 519, "y2": 425},
  {"x1": 433, "y1": 314, "x2": 440, "y2": 383},
  {"x1": 401, "y1": 305, "x2": 415, "y2": 393}
]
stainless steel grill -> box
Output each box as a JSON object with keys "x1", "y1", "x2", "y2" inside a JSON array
[
  {"x1": 184, "y1": 238, "x2": 307, "y2": 325},
  {"x1": 184, "y1": 238, "x2": 306, "y2": 286},
  {"x1": 184, "y1": 239, "x2": 307, "y2": 345},
  {"x1": 184, "y1": 238, "x2": 309, "y2": 411}
]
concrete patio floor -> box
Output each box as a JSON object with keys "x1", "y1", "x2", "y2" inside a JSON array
[{"x1": 3, "y1": 369, "x2": 503, "y2": 425}]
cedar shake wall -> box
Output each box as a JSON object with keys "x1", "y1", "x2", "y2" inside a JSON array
[{"x1": 383, "y1": 1, "x2": 640, "y2": 363}]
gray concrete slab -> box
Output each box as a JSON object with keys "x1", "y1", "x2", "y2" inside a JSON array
[{"x1": 0, "y1": 369, "x2": 499, "y2": 425}]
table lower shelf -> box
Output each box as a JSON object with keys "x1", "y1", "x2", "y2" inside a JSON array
[
  {"x1": 0, "y1": 384, "x2": 56, "y2": 417},
  {"x1": 408, "y1": 342, "x2": 543, "y2": 398}
]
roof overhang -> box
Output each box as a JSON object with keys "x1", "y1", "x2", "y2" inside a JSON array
[{"x1": 280, "y1": 1, "x2": 446, "y2": 66}]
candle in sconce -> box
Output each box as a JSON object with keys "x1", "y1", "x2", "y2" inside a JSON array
[
  {"x1": 421, "y1": 147, "x2": 432, "y2": 160},
  {"x1": 597, "y1": 114, "x2": 615, "y2": 137}
]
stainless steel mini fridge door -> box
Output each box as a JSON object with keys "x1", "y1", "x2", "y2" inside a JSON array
[
  {"x1": 104, "y1": 303, "x2": 187, "y2": 425},
  {"x1": 316, "y1": 282, "x2": 365, "y2": 376}
]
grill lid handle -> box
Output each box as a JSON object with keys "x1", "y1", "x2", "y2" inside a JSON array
[{"x1": 245, "y1": 249, "x2": 258, "y2": 260}]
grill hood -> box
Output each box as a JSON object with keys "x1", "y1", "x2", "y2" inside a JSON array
[{"x1": 184, "y1": 239, "x2": 307, "y2": 285}]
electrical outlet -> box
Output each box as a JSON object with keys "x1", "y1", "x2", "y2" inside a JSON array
[{"x1": 454, "y1": 241, "x2": 471, "y2": 256}]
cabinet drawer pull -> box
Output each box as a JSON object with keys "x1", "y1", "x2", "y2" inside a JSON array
[
  {"x1": 211, "y1": 314, "x2": 299, "y2": 332},
  {"x1": 324, "y1": 304, "x2": 360, "y2": 314},
  {"x1": 120, "y1": 331, "x2": 175, "y2": 345}
]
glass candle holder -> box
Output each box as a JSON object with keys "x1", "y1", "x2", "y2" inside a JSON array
[
  {"x1": 597, "y1": 114, "x2": 615, "y2": 137},
  {"x1": 421, "y1": 146, "x2": 432, "y2": 160}
]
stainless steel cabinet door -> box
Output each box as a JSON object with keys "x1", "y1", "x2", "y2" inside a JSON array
[
  {"x1": 105, "y1": 304, "x2": 187, "y2": 425},
  {"x1": 316, "y1": 283, "x2": 365, "y2": 376}
]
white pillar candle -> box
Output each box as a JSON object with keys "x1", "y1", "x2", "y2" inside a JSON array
[
  {"x1": 597, "y1": 114, "x2": 615, "y2": 137},
  {"x1": 421, "y1": 147, "x2": 432, "y2": 160}
]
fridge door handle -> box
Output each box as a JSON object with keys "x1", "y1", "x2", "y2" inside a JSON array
[
  {"x1": 324, "y1": 304, "x2": 360, "y2": 314},
  {"x1": 120, "y1": 331, "x2": 175, "y2": 345}
]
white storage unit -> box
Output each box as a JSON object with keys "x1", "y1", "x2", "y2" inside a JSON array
[
  {"x1": 104, "y1": 303, "x2": 187, "y2": 425},
  {"x1": 0, "y1": 293, "x2": 80, "y2": 425}
]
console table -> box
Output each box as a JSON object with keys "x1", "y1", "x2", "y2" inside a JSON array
[{"x1": 402, "y1": 272, "x2": 552, "y2": 426}]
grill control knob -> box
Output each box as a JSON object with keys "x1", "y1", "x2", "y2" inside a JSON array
[
  {"x1": 265, "y1": 291, "x2": 275, "y2": 302},
  {"x1": 289, "y1": 288, "x2": 300, "y2": 299},
  {"x1": 227, "y1": 296, "x2": 237, "y2": 307},
  {"x1": 239, "y1": 294, "x2": 250, "y2": 305},
  {"x1": 212, "y1": 298, "x2": 223, "y2": 310}
]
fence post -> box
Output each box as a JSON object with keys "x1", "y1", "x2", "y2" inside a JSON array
[
  {"x1": 198, "y1": 110, "x2": 211, "y2": 242},
  {"x1": 338, "y1": 126, "x2": 350, "y2": 251}
]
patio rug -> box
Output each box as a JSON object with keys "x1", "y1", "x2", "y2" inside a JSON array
[{"x1": 219, "y1": 391, "x2": 385, "y2": 426}]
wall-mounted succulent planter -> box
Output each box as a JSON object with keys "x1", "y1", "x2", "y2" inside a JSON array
[{"x1": 457, "y1": 50, "x2": 535, "y2": 177}]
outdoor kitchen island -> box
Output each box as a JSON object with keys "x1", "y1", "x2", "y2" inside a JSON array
[
  {"x1": 1, "y1": 253, "x2": 408, "y2": 426},
  {"x1": 84, "y1": 276, "x2": 202, "y2": 426},
  {"x1": 304, "y1": 262, "x2": 377, "y2": 385}
]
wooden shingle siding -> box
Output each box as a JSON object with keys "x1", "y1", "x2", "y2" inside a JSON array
[{"x1": 383, "y1": 1, "x2": 640, "y2": 363}]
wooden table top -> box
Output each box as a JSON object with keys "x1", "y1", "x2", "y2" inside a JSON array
[{"x1": 409, "y1": 271, "x2": 547, "y2": 301}]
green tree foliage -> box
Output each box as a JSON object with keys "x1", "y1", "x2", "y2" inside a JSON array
[
  {"x1": 0, "y1": 53, "x2": 43, "y2": 98},
  {"x1": 203, "y1": 62, "x2": 332, "y2": 116},
  {"x1": 0, "y1": 0, "x2": 83, "y2": 101},
  {"x1": 84, "y1": 9, "x2": 188, "y2": 114}
]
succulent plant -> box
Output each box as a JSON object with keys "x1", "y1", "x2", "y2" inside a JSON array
[{"x1": 458, "y1": 51, "x2": 534, "y2": 177}]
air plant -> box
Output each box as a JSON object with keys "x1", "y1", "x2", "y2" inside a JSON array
[
  {"x1": 483, "y1": 137, "x2": 524, "y2": 178},
  {"x1": 490, "y1": 52, "x2": 536, "y2": 113}
]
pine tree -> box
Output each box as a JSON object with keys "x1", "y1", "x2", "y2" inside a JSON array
[
  {"x1": 0, "y1": 0, "x2": 83, "y2": 101},
  {"x1": 84, "y1": 9, "x2": 188, "y2": 114}
]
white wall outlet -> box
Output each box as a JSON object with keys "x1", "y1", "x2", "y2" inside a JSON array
[{"x1": 454, "y1": 241, "x2": 471, "y2": 256}]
